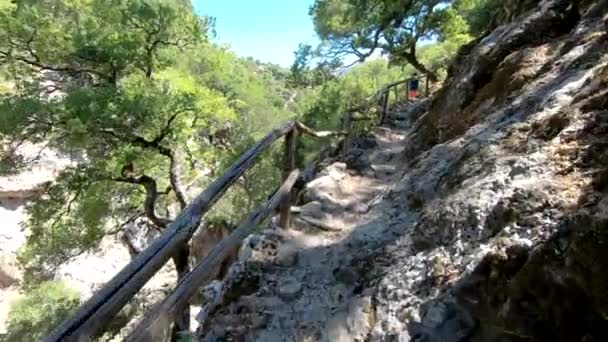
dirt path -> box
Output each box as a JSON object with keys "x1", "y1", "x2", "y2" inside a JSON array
[{"x1": 197, "y1": 111, "x2": 414, "y2": 341}]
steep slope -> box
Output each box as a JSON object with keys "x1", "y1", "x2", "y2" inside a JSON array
[{"x1": 196, "y1": 1, "x2": 608, "y2": 341}]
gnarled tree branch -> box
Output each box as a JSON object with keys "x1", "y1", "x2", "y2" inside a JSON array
[
  {"x1": 168, "y1": 149, "x2": 188, "y2": 209},
  {"x1": 102, "y1": 111, "x2": 190, "y2": 209},
  {"x1": 2, "y1": 32, "x2": 117, "y2": 84},
  {"x1": 112, "y1": 174, "x2": 171, "y2": 228}
]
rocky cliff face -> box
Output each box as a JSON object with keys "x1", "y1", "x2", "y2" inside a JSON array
[{"x1": 195, "y1": 1, "x2": 608, "y2": 341}]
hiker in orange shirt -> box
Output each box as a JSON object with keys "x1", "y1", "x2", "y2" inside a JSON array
[{"x1": 409, "y1": 73, "x2": 419, "y2": 100}]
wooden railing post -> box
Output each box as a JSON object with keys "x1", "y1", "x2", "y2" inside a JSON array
[
  {"x1": 171, "y1": 246, "x2": 190, "y2": 337},
  {"x1": 279, "y1": 128, "x2": 297, "y2": 228},
  {"x1": 426, "y1": 75, "x2": 430, "y2": 97},
  {"x1": 342, "y1": 112, "x2": 352, "y2": 155}
]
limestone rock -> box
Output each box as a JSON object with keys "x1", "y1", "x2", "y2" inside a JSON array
[
  {"x1": 276, "y1": 276, "x2": 302, "y2": 300},
  {"x1": 344, "y1": 148, "x2": 373, "y2": 175},
  {"x1": 304, "y1": 162, "x2": 346, "y2": 204},
  {"x1": 0, "y1": 143, "x2": 73, "y2": 292}
]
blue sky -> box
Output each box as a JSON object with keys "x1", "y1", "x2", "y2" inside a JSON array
[{"x1": 193, "y1": 0, "x2": 319, "y2": 67}]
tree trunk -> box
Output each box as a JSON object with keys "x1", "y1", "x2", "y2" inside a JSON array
[
  {"x1": 168, "y1": 150, "x2": 188, "y2": 209},
  {"x1": 279, "y1": 130, "x2": 297, "y2": 228},
  {"x1": 169, "y1": 149, "x2": 190, "y2": 341},
  {"x1": 403, "y1": 51, "x2": 438, "y2": 83}
]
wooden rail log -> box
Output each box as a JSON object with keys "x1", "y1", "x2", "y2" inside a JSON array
[
  {"x1": 295, "y1": 121, "x2": 346, "y2": 138},
  {"x1": 126, "y1": 170, "x2": 301, "y2": 341},
  {"x1": 45, "y1": 122, "x2": 296, "y2": 342},
  {"x1": 384, "y1": 78, "x2": 409, "y2": 90},
  {"x1": 394, "y1": 85, "x2": 399, "y2": 104}
]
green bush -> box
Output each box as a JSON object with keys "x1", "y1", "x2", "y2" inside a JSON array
[{"x1": 3, "y1": 281, "x2": 80, "y2": 341}]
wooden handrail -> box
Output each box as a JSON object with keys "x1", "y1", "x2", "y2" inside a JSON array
[
  {"x1": 295, "y1": 121, "x2": 346, "y2": 138},
  {"x1": 126, "y1": 170, "x2": 301, "y2": 341},
  {"x1": 46, "y1": 122, "x2": 296, "y2": 341},
  {"x1": 46, "y1": 78, "x2": 420, "y2": 341},
  {"x1": 381, "y1": 78, "x2": 410, "y2": 92}
]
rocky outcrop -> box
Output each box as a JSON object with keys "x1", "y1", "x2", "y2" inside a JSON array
[
  {"x1": 455, "y1": 216, "x2": 608, "y2": 342},
  {"x1": 372, "y1": 1, "x2": 608, "y2": 340},
  {"x1": 194, "y1": 1, "x2": 608, "y2": 341},
  {"x1": 410, "y1": 0, "x2": 585, "y2": 152}
]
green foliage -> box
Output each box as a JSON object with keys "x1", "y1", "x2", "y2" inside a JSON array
[
  {"x1": 209, "y1": 131, "x2": 283, "y2": 223},
  {"x1": 0, "y1": 1, "x2": 229, "y2": 281},
  {"x1": 18, "y1": 168, "x2": 121, "y2": 277},
  {"x1": 288, "y1": 43, "x2": 340, "y2": 88},
  {"x1": 417, "y1": 32, "x2": 473, "y2": 79},
  {"x1": 311, "y1": 0, "x2": 457, "y2": 79},
  {"x1": 0, "y1": 0, "x2": 208, "y2": 78},
  {"x1": 181, "y1": 45, "x2": 294, "y2": 135},
  {"x1": 0, "y1": 0, "x2": 299, "y2": 284},
  {"x1": 438, "y1": 6, "x2": 471, "y2": 39},
  {"x1": 3, "y1": 281, "x2": 81, "y2": 342},
  {"x1": 301, "y1": 59, "x2": 404, "y2": 125},
  {"x1": 454, "y1": 0, "x2": 499, "y2": 36},
  {"x1": 290, "y1": 43, "x2": 315, "y2": 87}
]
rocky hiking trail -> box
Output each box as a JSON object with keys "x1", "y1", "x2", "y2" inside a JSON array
[
  {"x1": 197, "y1": 107, "x2": 422, "y2": 341},
  {"x1": 197, "y1": 2, "x2": 608, "y2": 336}
]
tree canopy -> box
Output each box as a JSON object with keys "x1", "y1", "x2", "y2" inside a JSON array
[
  {"x1": 0, "y1": 0, "x2": 294, "y2": 284},
  {"x1": 310, "y1": 0, "x2": 493, "y2": 80},
  {"x1": 1, "y1": 0, "x2": 220, "y2": 276}
]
